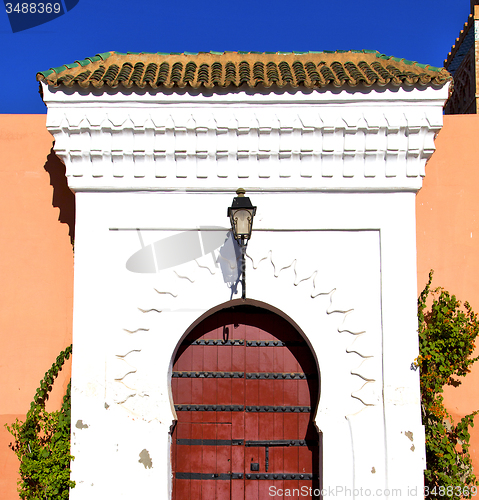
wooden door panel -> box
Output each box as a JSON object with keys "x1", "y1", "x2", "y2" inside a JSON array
[
  {"x1": 174, "y1": 476, "x2": 190, "y2": 500},
  {"x1": 259, "y1": 345, "x2": 274, "y2": 373},
  {"x1": 217, "y1": 328, "x2": 232, "y2": 370},
  {"x1": 244, "y1": 412, "x2": 258, "y2": 441},
  {"x1": 269, "y1": 446, "x2": 283, "y2": 473},
  {"x1": 202, "y1": 422, "x2": 217, "y2": 470},
  {"x1": 231, "y1": 378, "x2": 244, "y2": 406},
  {"x1": 231, "y1": 411, "x2": 243, "y2": 441},
  {"x1": 216, "y1": 480, "x2": 231, "y2": 500},
  {"x1": 283, "y1": 412, "x2": 299, "y2": 440},
  {"x1": 191, "y1": 387, "x2": 203, "y2": 423},
  {"x1": 245, "y1": 380, "x2": 259, "y2": 407},
  {"x1": 201, "y1": 479, "x2": 215, "y2": 500},
  {"x1": 258, "y1": 343, "x2": 274, "y2": 403},
  {"x1": 298, "y1": 379, "x2": 311, "y2": 406},
  {"x1": 172, "y1": 307, "x2": 320, "y2": 500},
  {"x1": 203, "y1": 379, "x2": 217, "y2": 406},
  {"x1": 259, "y1": 412, "x2": 274, "y2": 443},
  {"x1": 258, "y1": 480, "x2": 272, "y2": 500},
  {"x1": 173, "y1": 427, "x2": 193, "y2": 499},
  {"x1": 173, "y1": 422, "x2": 232, "y2": 500},
  {"x1": 298, "y1": 413, "x2": 310, "y2": 437},
  {"x1": 217, "y1": 379, "x2": 232, "y2": 403},
  {"x1": 284, "y1": 446, "x2": 299, "y2": 475},
  {"x1": 231, "y1": 479, "x2": 244, "y2": 500},
  {"x1": 189, "y1": 424, "x2": 203, "y2": 480},
  {"x1": 244, "y1": 481, "x2": 259, "y2": 500},
  {"x1": 245, "y1": 348, "x2": 258, "y2": 372},
  {"x1": 177, "y1": 344, "x2": 192, "y2": 371},
  {"x1": 299, "y1": 445, "x2": 314, "y2": 474},
  {"x1": 191, "y1": 345, "x2": 204, "y2": 423},
  {"x1": 217, "y1": 410, "x2": 232, "y2": 424},
  {"x1": 191, "y1": 343, "x2": 204, "y2": 371},
  {"x1": 176, "y1": 378, "x2": 191, "y2": 405},
  {"x1": 284, "y1": 479, "x2": 300, "y2": 497},
  {"x1": 231, "y1": 344, "x2": 245, "y2": 371}
]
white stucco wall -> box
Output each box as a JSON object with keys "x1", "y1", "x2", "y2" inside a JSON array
[{"x1": 42, "y1": 82, "x2": 449, "y2": 499}]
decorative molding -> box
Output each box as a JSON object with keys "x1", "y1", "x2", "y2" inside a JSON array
[{"x1": 45, "y1": 92, "x2": 445, "y2": 193}]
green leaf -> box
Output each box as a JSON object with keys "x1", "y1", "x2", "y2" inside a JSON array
[
  {"x1": 419, "y1": 273, "x2": 478, "y2": 492},
  {"x1": 5, "y1": 345, "x2": 74, "y2": 499}
]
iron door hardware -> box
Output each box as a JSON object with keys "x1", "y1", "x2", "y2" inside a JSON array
[
  {"x1": 177, "y1": 438, "x2": 244, "y2": 446},
  {"x1": 176, "y1": 472, "x2": 315, "y2": 480},
  {"x1": 173, "y1": 371, "x2": 244, "y2": 378},
  {"x1": 237, "y1": 473, "x2": 314, "y2": 480},
  {"x1": 173, "y1": 371, "x2": 316, "y2": 379},
  {"x1": 245, "y1": 439, "x2": 318, "y2": 472},
  {"x1": 183, "y1": 338, "x2": 305, "y2": 347},
  {"x1": 174, "y1": 404, "x2": 311, "y2": 412}
]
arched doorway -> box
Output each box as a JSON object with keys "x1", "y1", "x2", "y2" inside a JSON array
[{"x1": 170, "y1": 302, "x2": 321, "y2": 499}]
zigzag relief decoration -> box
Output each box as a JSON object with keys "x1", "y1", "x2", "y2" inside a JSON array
[
  {"x1": 339, "y1": 302, "x2": 379, "y2": 409},
  {"x1": 194, "y1": 259, "x2": 216, "y2": 275},
  {"x1": 138, "y1": 307, "x2": 162, "y2": 314},
  {"x1": 123, "y1": 327, "x2": 149, "y2": 334},
  {"x1": 48, "y1": 109, "x2": 440, "y2": 181},
  {"x1": 247, "y1": 248, "x2": 379, "y2": 411},
  {"x1": 154, "y1": 289, "x2": 178, "y2": 298},
  {"x1": 111, "y1": 259, "x2": 211, "y2": 411},
  {"x1": 111, "y1": 335, "x2": 145, "y2": 405},
  {"x1": 111, "y1": 242, "x2": 379, "y2": 416}
]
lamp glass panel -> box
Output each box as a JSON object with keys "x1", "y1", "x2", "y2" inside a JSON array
[{"x1": 233, "y1": 209, "x2": 252, "y2": 238}]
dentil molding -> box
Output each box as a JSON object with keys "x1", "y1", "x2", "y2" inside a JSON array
[{"x1": 42, "y1": 84, "x2": 448, "y2": 193}]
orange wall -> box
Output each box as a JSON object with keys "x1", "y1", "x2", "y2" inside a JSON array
[
  {"x1": 2, "y1": 113, "x2": 479, "y2": 496},
  {"x1": 0, "y1": 115, "x2": 73, "y2": 500},
  {"x1": 417, "y1": 114, "x2": 479, "y2": 471}
]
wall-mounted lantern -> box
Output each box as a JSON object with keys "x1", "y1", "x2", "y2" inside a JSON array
[{"x1": 228, "y1": 188, "x2": 256, "y2": 299}]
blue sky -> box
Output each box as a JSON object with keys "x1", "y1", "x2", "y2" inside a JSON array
[{"x1": 0, "y1": 0, "x2": 472, "y2": 114}]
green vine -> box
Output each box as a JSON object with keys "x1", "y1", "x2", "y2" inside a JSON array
[
  {"x1": 417, "y1": 271, "x2": 479, "y2": 497},
  {"x1": 6, "y1": 345, "x2": 74, "y2": 500}
]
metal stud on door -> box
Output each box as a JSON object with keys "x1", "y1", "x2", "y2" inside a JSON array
[{"x1": 171, "y1": 306, "x2": 320, "y2": 500}]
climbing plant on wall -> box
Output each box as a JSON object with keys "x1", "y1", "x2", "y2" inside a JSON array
[
  {"x1": 6, "y1": 345, "x2": 74, "y2": 500},
  {"x1": 417, "y1": 272, "x2": 479, "y2": 498}
]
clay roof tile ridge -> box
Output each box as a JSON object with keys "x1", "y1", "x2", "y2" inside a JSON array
[{"x1": 36, "y1": 50, "x2": 451, "y2": 92}]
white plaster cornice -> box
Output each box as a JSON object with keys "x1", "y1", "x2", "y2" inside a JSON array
[{"x1": 43, "y1": 83, "x2": 449, "y2": 193}]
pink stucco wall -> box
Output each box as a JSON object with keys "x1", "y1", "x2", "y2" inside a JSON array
[
  {"x1": 0, "y1": 115, "x2": 73, "y2": 500},
  {"x1": 417, "y1": 114, "x2": 479, "y2": 473}
]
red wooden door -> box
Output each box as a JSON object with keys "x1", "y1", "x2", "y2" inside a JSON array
[{"x1": 171, "y1": 306, "x2": 320, "y2": 500}]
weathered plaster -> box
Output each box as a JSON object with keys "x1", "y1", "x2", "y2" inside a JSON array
[{"x1": 138, "y1": 449, "x2": 153, "y2": 469}]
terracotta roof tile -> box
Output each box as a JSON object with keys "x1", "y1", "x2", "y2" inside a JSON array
[{"x1": 37, "y1": 50, "x2": 451, "y2": 91}]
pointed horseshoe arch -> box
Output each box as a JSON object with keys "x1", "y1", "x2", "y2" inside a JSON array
[{"x1": 170, "y1": 299, "x2": 322, "y2": 499}]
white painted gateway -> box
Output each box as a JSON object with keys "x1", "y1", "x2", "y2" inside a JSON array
[{"x1": 38, "y1": 51, "x2": 451, "y2": 499}]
